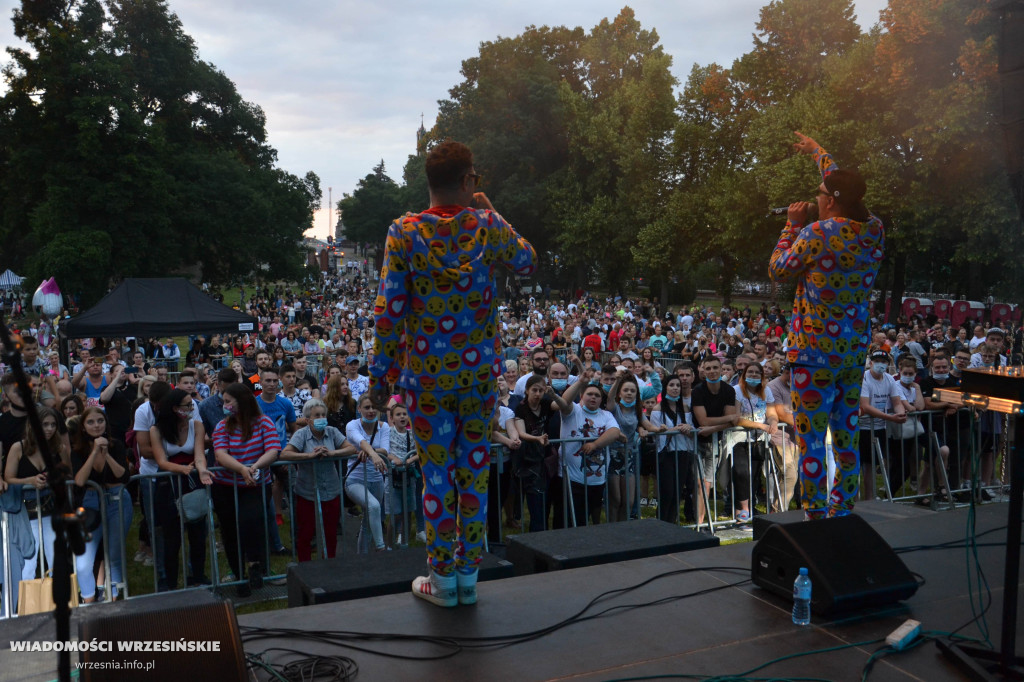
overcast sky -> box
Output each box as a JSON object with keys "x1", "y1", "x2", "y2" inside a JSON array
[{"x1": 0, "y1": 0, "x2": 889, "y2": 238}]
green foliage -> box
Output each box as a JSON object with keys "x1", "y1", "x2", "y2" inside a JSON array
[
  {"x1": 338, "y1": 161, "x2": 403, "y2": 246},
  {"x1": 0, "y1": 0, "x2": 319, "y2": 305}
]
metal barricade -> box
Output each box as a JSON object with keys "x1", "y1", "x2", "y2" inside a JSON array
[{"x1": 869, "y1": 407, "x2": 980, "y2": 509}]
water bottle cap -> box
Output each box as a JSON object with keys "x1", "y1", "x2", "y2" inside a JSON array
[{"x1": 799, "y1": 567, "x2": 808, "y2": 575}]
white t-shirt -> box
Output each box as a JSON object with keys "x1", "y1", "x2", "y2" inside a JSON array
[
  {"x1": 135, "y1": 400, "x2": 202, "y2": 475},
  {"x1": 968, "y1": 335, "x2": 987, "y2": 351},
  {"x1": 559, "y1": 403, "x2": 617, "y2": 486},
  {"x1": 860, "y1": 371, "x2": 900, "y2": 431},
  {"x1": 650, "y1": 403, "x2": 693, "y2": 452}
]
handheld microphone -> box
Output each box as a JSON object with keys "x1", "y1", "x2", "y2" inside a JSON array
[{"x1": 767, "y1": 204, "x2": 819, "y2": 221}]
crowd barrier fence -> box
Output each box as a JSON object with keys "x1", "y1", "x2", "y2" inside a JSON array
[{"x1": 0, "y1": 406, "x2": 1005, "y2": 618}]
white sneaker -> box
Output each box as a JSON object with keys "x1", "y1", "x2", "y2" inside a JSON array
[
  {"x1": 412, "y1": 571, "x2": 457, "y2": 607},
  {"x1": 640, "y1": 497, "x2": 648, "y2": 507},
  {"x1": 456, "y1": 570, "x2": 478, "y2": 605},
  {"x1": 415, "y1": 531, "x2": 427, "y2": 543}
]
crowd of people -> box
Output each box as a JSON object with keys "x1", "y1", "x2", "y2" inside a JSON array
[{"x1": 0, "y1": 262, "x2": 1021, "y2": 612}]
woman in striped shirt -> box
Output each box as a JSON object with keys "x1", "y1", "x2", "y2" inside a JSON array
[{"x1": 211, "y1": 383, "x2": 280, "y2": 596}]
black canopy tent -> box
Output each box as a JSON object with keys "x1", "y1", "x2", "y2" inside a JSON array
[{"x1": 61, "y1": 277, "x2": 257, "y2": 340}]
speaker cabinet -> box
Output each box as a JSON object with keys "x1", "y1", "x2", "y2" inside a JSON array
[
  {"x1": 751, "y1": 514, "x2": 919, "y2": 615},
  {"x1": 78, "y1": 593, "x2": 246, "y2": 681}
]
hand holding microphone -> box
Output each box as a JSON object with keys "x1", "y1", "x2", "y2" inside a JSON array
[{"x1": 768, "y1": 202, "x2": 818, "y2": 222}]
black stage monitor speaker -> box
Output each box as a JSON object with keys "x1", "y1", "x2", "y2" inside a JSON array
[
  {"x1": 751, "y1": 514, "x2": 919, "y2": 615},
  {"x1": 78, "y1": 593, "x2": 246, "y2": 681},
  {"x1": 507, "y1": 519, "x2": 719, "y2": 576}
]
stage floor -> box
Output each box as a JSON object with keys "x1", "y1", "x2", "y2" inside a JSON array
[
  {"x1": 235, "y1": 500, "x2": 1022, "y2": 681},
  {"x1": 1, "y1": 500, "x2": 1018, "y2": 681}
]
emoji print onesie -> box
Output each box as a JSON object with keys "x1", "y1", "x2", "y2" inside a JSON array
[
  {"x1": 768, "y1": 145, "x2": 884, "y2": 518},
  {"x1": 370, "y1": 204, "x2": 536, "y2": 575}
]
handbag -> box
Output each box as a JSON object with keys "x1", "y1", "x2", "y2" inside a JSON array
[
  {"x1": 18, "y1": 507, "x2": 81, "y2": 615},
  {"x1": 886, "y1": 416, "x2": 924, "y2": 440},
  {"x1": 179, "y1": 473, "x2": 210, "y2": 523},
  {"x1": 17, "y1": 574, "x2": 81, "y2": 616}
]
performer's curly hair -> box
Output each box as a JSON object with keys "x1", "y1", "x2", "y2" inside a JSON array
[{"x1": 425, "y1": 141, "x2": 474, "y2": 191}]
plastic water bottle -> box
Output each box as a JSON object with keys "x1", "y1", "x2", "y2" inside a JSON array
[{"x1": 792, "y1": 567, "x2": 812, "y2": 626}]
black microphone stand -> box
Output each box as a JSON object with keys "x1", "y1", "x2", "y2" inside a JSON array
[{"x1": 1, "y1": 323, "x2": 86, "y2": 682}]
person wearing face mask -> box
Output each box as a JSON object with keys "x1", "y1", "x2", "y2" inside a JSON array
[
  {"x1": 919, "y1": 354, "x2": 964, "y2": 501},
  {"x1": 606, "y1": 373, "x2": 665, "y2": 523},
  {"x1": 859, "y1": 350, "x2": 906, "y2": 501},
  {"x1": 281, "y1": 399, "x2": 355, "y2": 561},
  {"x1": 886, "y1": 357, "x2": 927, "y2": 498},
  {"x1": 150, "y1": 389, "x2": 210, "y2": 590},
  {"x1": 344, "y1": 394, "x2": 391, "y2": 553},
  {"x1": 732, "y1": 363, "x2": 780, "y2": 524},
  {"x1": 650, "y1": 376, "x2": 697, "y2": 524},
  {"x1": 973, "y1": 343, "x2": 1003, "y2": 499}
]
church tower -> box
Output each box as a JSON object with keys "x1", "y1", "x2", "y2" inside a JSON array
[{"x1": 416, "y1": 113, "x2": 427, "y2": 155}]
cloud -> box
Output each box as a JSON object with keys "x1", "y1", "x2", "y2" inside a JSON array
[{"x1": 0, "y1": 0, "x2": 890, "y2": 239}]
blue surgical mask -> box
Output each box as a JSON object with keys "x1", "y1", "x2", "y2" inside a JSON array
[
  {"x1": 551, "y1": 379, "x2": 568, "y2": 392},
  {"x1": 313, "y1": 417, "x2": 328, "y2": 431},
  {"x1": 582, "y1": 405, "x2": 600, "y2": 415},
  {"x1": 620, "y1": 399, "x2": 636, "y2": 408},
  {"x1": 932, "y1": 373, "x2": 949, "y2": 381},
  {"x1": 601, "y1": 383, "x2": 613, "y2": 394},
  {"x1": 745, "y1": 378, "x2": 761, "y2": 387},
  {"x1": 705, "y1": 376, "x2": 721, "y2": 384},
  {"x1": 872, "y1": 363, "x2": 888, "y2": 375},
  {"x1": 361, "y1": 415, "x2": 378, "y2": 425},
  {"x1": 900, "y1": 375, "x2": 915, "y2": 385}
]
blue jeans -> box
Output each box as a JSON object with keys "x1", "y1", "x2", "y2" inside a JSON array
[
  {"x1": 79, "y1": 486, "x2": 133, "y2": 598},
  {"x1": 344, "y1": 479, "x2": 386, "y2": 552}
]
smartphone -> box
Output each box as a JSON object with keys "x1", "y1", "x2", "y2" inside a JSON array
[{"x1": 124, "y1": 367, "x2": 138, "y2": 375}]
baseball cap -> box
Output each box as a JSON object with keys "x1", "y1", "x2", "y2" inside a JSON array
[
  {"x1": 346, "y1": 356, "x2": 361, "y2": 364},
  {"x1": 987, "y1": 327, "x2": 1005, "y2": 337},
  {"x1": 870, "y1": 350, "x2": 889, "y2": 361},
  {"x1": 823, "y1": 169, "x2": 866, "y2": 204}
]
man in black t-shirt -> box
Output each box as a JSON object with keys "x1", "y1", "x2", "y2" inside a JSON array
[
  {"x1": 920, "y1": 354, "x2": 969, "y2": 495},
  {"x1": 690, "y1": 357, "x2": 738, "y2": 527}
]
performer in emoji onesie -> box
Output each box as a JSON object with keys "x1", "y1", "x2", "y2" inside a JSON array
[
  {"x1": 369, "y1": 141, "x2": 536, "y2": 606},
  {"x1": 768, "y1": 131, "x2": 885, "y2": 519}
]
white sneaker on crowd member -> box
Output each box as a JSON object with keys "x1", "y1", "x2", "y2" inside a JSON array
[{"x1": 416, "y1": 530, "x2": 427, "y2": 543}]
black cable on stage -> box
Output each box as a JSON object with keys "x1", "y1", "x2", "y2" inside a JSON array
[
  {"x1": 891, "y1": 523, "x2": 1008, "y2": 554},
  {"x1": 240, "y1": 565, "x2": 751, "y2": 665},
  {"x1": 242, "y1": 509, "x2": 1014, "y2": 678}
]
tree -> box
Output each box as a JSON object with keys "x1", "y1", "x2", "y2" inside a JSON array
[
  {"x1": 337, "y1": 161, "x2": 402, "y2": 246},
  {"x1": 554, "y1": 8, "x2": 678, "y2": 294},
  {"x1": 0, "y1": 0, "x2": 319, "y2": 304},
  {"x1": 435, "y1": 22, "x2": 585, "y2": 263}
]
